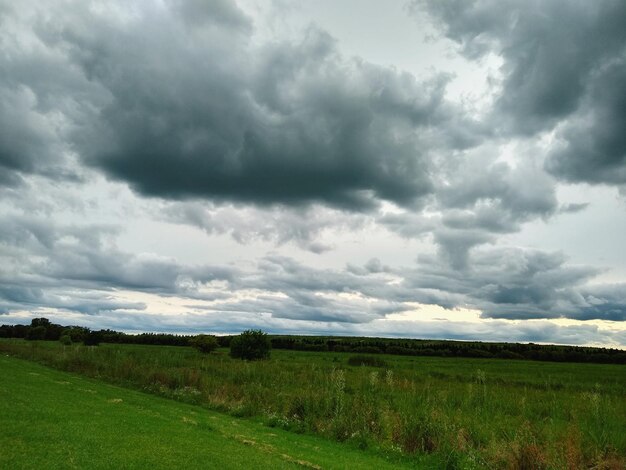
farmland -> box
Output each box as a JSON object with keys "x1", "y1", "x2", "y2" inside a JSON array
[{"x1": 1, "y1": 339, "x2": 625, "y2": 469}]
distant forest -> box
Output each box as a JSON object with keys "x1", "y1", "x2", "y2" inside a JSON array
[{"x1": 2, "y1": 318, "x2": 625, "y2": 365}]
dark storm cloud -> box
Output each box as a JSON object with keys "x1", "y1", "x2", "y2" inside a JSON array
[
  {"x1": 545, "y1": 61, "x2": 626, "y2": 186},
  {"x1": 417, "y1": 0, "x2": 626, "y2": 187},
  {"x1": 0, "y1": 0, "x2": 483, "y2": 210},
  {"x1": 82, "y1": 33, "x2": 436, "y2": 210}
]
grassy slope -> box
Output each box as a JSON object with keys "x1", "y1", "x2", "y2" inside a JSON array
[{"x1": 0, "y1": 354, "x2": 414, "y2": 470}]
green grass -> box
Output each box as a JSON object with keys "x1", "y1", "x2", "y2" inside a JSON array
[
  {"x1": 1, "y1": 339, "x2": 625, "y2": 468},
  {"x1": 0, "y1": 354, "x2": 416, "y2": 469}
]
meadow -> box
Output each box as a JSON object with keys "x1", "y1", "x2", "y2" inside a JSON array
[
  {"x1": 0, "y1": 354, "x2": 406, "y2": 469},
  {"x1": 1, "y1": 339, "x2": 625, "y2": 469}
]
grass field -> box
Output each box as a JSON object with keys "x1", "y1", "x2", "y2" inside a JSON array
[
  {"x1": 0, "y1": 354, "x2": 416, "y2": 469},
  {"x1": 1, "y1": 339, "x2": 625, "y2": 469}
]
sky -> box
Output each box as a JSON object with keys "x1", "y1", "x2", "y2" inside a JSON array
[{"x1": 1, "y1": 0, "x2": 626, "y2": 347}]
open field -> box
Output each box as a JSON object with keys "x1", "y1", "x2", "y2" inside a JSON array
[
  {"x1": 1, "y1": 339, "x2": 625, "y2": 468},
  {"x1": 0, "y1": 354, "x2": 412, "y2": 469}
]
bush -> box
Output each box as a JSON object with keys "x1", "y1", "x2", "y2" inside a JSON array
[
  {"x1": 189, "y1": 334, "x2": 218, "y2": 354},
  {"x1": 59, "y1": 335, "x2": 72, "y2": 346},
  {"x1": 230, "y1": 329, "x2": 271, "y2": 360}
]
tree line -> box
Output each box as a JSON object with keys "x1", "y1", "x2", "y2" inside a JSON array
[
  {"x1": 268, "y1": 335, "x2": 626, "y2": 364},
  {"x1": 0, "y1": 318, "x2": 270, "y2": 360},
  {"x1": 1, "y1": 318, "x2": 625, "y2": 364}
]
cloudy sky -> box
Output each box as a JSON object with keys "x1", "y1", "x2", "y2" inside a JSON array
[{"x1": 1, "y1": 0, "x2": 626, "y2": 347}]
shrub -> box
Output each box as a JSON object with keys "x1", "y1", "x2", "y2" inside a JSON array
[
  {"x1": 59, "y1": 335, "x2": 72, "y2": 346},
  {"x1": 189, "y1": 334, "x2": 218, "y2": 354},
  {"x1": 230, "y1": 329, "x2": 271, "y2": 360}
]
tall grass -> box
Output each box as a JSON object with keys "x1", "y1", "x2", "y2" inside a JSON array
[{"x1": 1, "y1": 339, "x2": 624, "y2": 468}]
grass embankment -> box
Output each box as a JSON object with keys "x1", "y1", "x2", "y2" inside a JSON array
[
  {"x1": 1, "y1": 339, "x2": 625, "y2": 469},
  {"x1": 0, "y1": 354, "x2": 410, "y2": 469}
]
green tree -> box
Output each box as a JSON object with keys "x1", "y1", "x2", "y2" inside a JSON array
[
  {"x1": 30, "y1": 318, "x2": 51, "y2": 328},
  {"x1": 64, "y1": 327, "x2": 89, "y2": 343},
  {"x1": 26, "y1": 325, "x2": 47, "y2": 340},
  {"x1": 189, "y1": 334, "x2": 218, "y2": 354},
  {"x1": 229, "y1": 329, "x2": 271, "y2": 360}
]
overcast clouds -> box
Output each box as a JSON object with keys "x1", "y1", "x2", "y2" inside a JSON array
[{"x1": 1, "y1": 0, "x2": 625, "y2": 347}]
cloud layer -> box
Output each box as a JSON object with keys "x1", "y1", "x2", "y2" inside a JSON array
[{"x1": 1, "y1": 0, "x2": 625, "y2": 347}]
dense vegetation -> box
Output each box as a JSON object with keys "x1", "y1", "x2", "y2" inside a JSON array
[
  {"x1": 1, "y1": 339, "x2": 624, "y2": 468},
  {"x1": 2, "y1": 318, "x2": 625, "y2": 364}
]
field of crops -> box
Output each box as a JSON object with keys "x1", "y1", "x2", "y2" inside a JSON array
[{"x1": 1, "y1": 339, "x2": 624, "y2": 469}]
